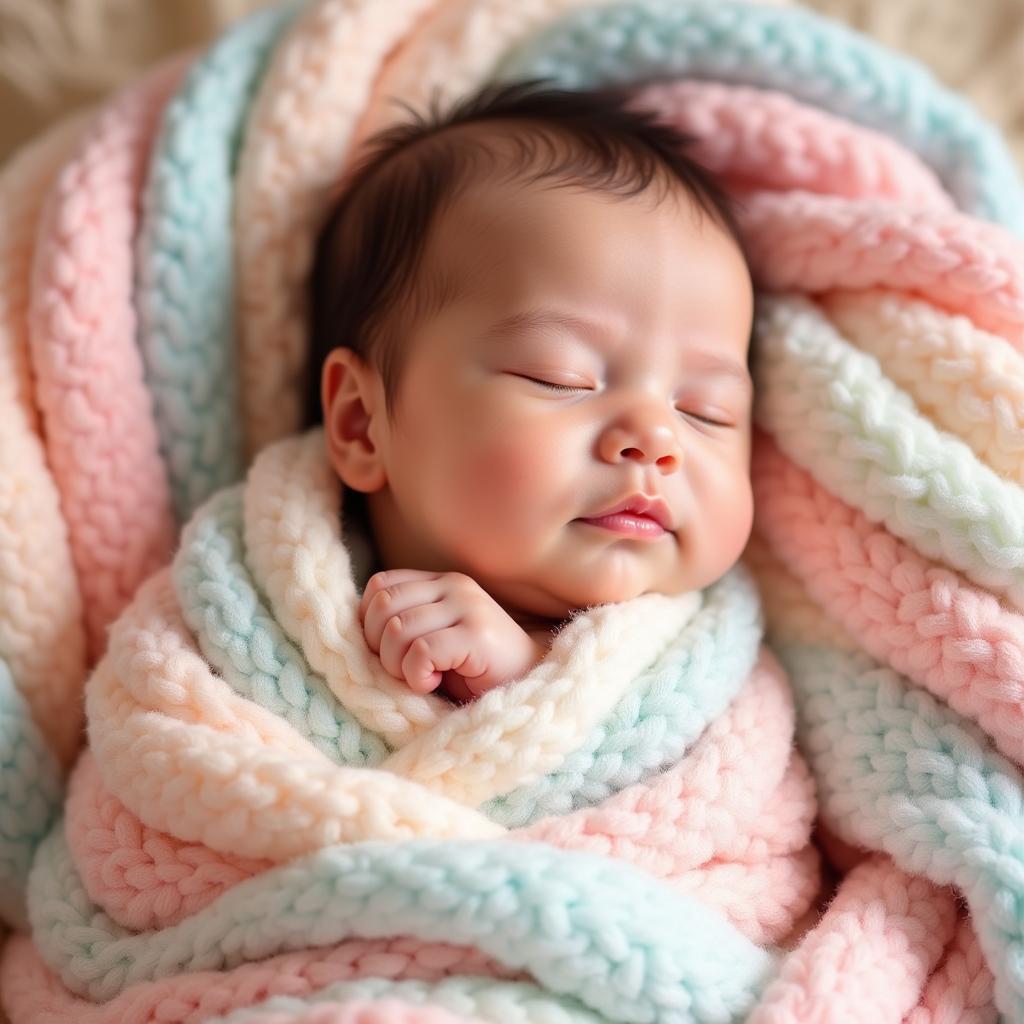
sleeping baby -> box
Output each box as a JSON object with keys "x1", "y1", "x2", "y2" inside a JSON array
[{"x1": 306, "y1": 77, "x2": 755, "y2": 704}]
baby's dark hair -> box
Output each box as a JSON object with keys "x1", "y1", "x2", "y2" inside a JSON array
[{"x1": 305, "y1": 77, "x2": 750, "y2": 429}]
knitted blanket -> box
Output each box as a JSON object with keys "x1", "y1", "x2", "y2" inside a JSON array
[
  {"x1": 8, "y1": 424, "x2": 823, "y2": 1022},
  {"x1": 5, "y1": 0, "x2": 1024, "y2": 1020}
]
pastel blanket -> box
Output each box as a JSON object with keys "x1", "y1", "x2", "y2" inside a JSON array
[
  {"x1": 5, "y1": 0, "x2": 1024, "y2": 1020},
  {"x1": 9, "y1": 425, "x2": 824, "y2": 1023}
]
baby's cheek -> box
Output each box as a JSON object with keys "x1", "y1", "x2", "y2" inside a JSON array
[
  {"x1": 455, "y1": 429, "x2": 556, "y2": 519},
  {"x1": 706, "y1": 475, "x2": 755, "y2": 569}
]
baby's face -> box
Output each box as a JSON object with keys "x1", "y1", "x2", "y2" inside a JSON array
[{"x1": 327, "y1": 173, "x2": 754, "y2": 627}]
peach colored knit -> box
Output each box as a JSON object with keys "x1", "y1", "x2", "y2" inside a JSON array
[{"x1": 68, "y1": 654, "x2": 815, "y2": 946}]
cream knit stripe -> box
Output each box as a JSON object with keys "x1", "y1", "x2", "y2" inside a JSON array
[
  {"x1": 380, "y1": 583, "x2": 696, "y2": 805},
  {"x1": 821, "y1": 289, "x2": 1024, "y2": 485},
  {"x1": 242, "y1": 429, "x2": 450, "y2": 743},
  {"x1": 28, "y1": 56, "x2": 184, "y2": 664},
  {"x1": 631, "y1": 79, "x2": 954, "y2": 206},
  {"x1": 66, "y1": 683, "x2": 811, "y2": 941},
  {"x1": 0, "y1": 112, "x2": 88, "y2": 766},
  {"x1": 747, "y1": 855, "x2": 957, "y2": 1023},
  {"x1": 752, "y1": 431, "x2": 1024, "y2": 768},
  {"x1": 905, "y1": 917, "x2": 996, "y2": 1024},
  {"x1": 99, "y1": 567, "x2": 320, "y2": 754},
  {"x1": 85, "y1": 572, "x2": 503, "y2": 862},
  {"x1": 755, "y1": 293, "x2": 1024, "y2": 610},
  {"x1": 741, "y1": 195, "x2": 1024, "y2": 344},
  {"x1": 78, "y1": 571, "x2": 803, "y2": 928},
  {"x1": 177, "y1": 463, "x2": 762, "y2": 827},
  {"x1": 173, "y1": 485, "x2": 391, "y2": 767},
  {"x1": 244, "y1": 430, "x2": 703, "y2": 806},
  {"x1": 485, "y1": 565, "x2": 763, "y2": 827},
  {"x1": 1, "y1": 933, "x2": 520, "y2": 1024},
  {"x1": 234, "y1": 0, "x2": 441, "y2": 458}
]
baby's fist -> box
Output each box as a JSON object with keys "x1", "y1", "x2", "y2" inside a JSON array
[{"x1": 358, "y1": 569, "x2": 546, "y2": 700}]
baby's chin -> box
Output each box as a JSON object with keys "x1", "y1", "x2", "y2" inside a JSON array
[{"x1": 505, "y1": 569, "x2": 703, "y2": 623}]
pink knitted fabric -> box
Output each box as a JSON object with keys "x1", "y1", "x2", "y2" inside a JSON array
[
  {"x1": 631, "y1": 81, "x2": 953, "y2": 206},
  {"x1": 64, "y1": 753, "x2": 273, "y2": 932},
  {"x1": 749, "y1": 855, "x2": 976, "y2": 1023},
  {"x1": 0, "y1": 112, "x2": 89, "y2": 766},
  {"x1": 66, "y1": 647, "x2": 814, "y2": 945},
  {"x1": 6, "y1": 0, "x2": 1024, "y2": 1018},
  {"x1": 751, "y1": 428, "x2": 1024, "y2": 767},
  {"x1": 741, "y1": 195, "x2": 1024, "y2": 341},
  {"x1": 0, "y1": 935, "x2": 517, "y2": 1024},
  {"x1": 28, "y1": 56, "x2": 184, "y2": 665}
]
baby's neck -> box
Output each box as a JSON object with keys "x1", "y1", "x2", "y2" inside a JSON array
[
  {"x1": 511, "y1": 611, "x2": 564, "y2": 636},
  {"x1": 343, "y1": 487, "x2": 567, "y2": 638}
]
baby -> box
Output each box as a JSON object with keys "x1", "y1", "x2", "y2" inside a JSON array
[{"x1": 306, "y1": 78, "x2": 755, "y2": 704}]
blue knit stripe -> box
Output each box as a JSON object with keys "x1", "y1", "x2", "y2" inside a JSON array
[
  {"x1": 30, "y1": 823, "x2": 777, "y2": 1020},
  {"x1": 0, "y1": 658, "x2": 63, "y2": 930},
  {"x1": 135, "y1": 2, "x2": 300, "y2": 524},
  {"x1": 778, "y1": 640, "x2": 1024, "y2": 1020}
]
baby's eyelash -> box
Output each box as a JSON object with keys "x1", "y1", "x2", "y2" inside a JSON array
[
  {"x1": 527, "y1": 377, "x2": 732, "y2": 427},
  {"x1": 534, "y1": 379, "x2": 581, "y2": 393}
]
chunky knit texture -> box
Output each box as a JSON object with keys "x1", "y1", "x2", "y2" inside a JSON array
[
  {"x1": 135, "y1": 4, "x2": 298, "y2": 525},
  {"x1": 4, "y1": 0, "x2": 1024, "y2": 1020},
  {"x1": 11, "y1": 429, "x2": 813, "y2": 1023},
  {"x1": 28, "y1": 54, "x2": 184, "y2": 664}
]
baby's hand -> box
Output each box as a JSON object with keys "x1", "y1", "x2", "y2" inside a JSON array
[{"x1": 358, "y1": 569, "x2": 547, "y2": 701}]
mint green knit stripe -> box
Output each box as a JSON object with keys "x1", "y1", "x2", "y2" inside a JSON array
[
  {"x1": 135, "y1": 2, "x2": 299, "y2": 524},
  {"x1": 172, "y1": 478, "x2": 764, "y2": 823},
  {"x1": 778, "y1": 640, "x2": 1024, "y2": 1021},
  {"x1": 30, "y1": 823, "x2": 776, "y2": 1020},
  {"x1": 494, "y1": 0, "x2": 1024, "y2": 234},
  {"x1": 208, "y1": 976, "x2": 612, "y2": 1024},
  {"x1": 172, "y1": 485, "x2": 390, "y2": 766},
  {"x1": 0, "y1": 658, "x2": 63, "y2": 931},
  {"x1": 753, "y1": 293, "x2": 1024, "y2": 609},
  {"x1": 484, "y1": 561, "x2": 763, "y2": 825}
]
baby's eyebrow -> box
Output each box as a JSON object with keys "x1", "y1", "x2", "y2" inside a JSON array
[
  {"x1": 482, "y1": 306, "x2": 753, "y2": 392},
  {"x1": 480, "y1": 307, "x2": 608, "y2": 345}
]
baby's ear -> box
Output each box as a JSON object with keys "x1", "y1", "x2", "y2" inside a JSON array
[{"x1": 322, "y1": 347, "x2": 387, "y2": 493}]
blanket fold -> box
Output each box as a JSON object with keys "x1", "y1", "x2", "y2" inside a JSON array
[
  {"x1": 7, "y1": 0, "x2": 1024, "y2": 1020},
  {"x1": 12, "y1": 428, "x2": 817, "y2": 1022}
]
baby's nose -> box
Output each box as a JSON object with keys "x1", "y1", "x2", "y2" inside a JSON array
[{"x1": 602, "y1": 417, "x2": 682, "y2": 471}]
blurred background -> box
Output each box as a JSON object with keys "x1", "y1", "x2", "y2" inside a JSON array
[{"x1": 2, "y1": 0, "x2": 1024, "y2": 168}]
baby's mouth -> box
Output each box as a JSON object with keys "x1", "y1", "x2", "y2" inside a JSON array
[{"x1": 575, "y1": 512, "x2": 666, "y2": 539}]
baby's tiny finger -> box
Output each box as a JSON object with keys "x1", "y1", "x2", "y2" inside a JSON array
[
  {"x1": 401, "y1": 626, "x2": 487, "y2": 695},
  {"x1": 362, "y1": 578, "x2": 446, "y2": 653},
  {"x1": 402, "y1": 635, "x2": 448, "y2": 693}
]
